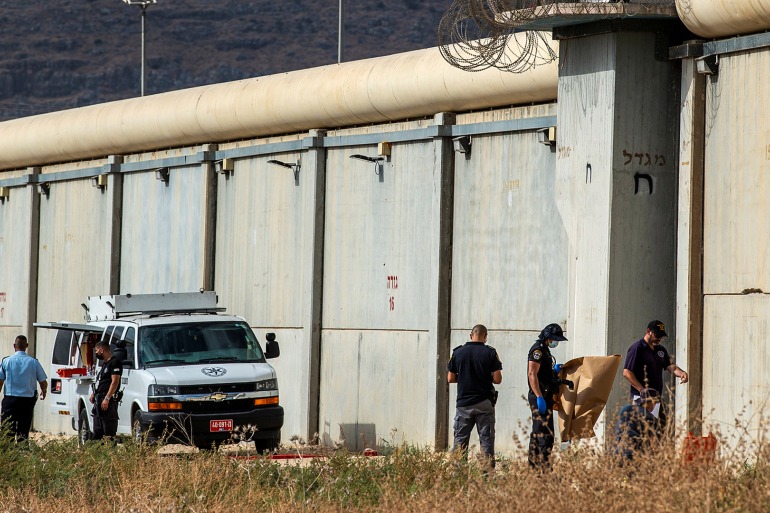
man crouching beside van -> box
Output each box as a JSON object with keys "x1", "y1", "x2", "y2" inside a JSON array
[{"x1": 89, "y1": 341, "x2": 122, "y2": 440}]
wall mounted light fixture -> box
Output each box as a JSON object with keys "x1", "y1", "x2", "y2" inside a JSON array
[
  {"x1": 267, "y1": 159, "x2": 301, "y2": 183},
  {"x1": 214, "y1": 158, "x2": 235, "y2": 176},
  {"x1": 91, "y1": 174, "x2": 108, "y2": 190},
  {"x1": 0, "y1": 187, "x2": 8, "y2": 204},
  {"x1": 37, "y1": 183, "x2": 50, "y2": 198},
  {"x1": 453, "y1": 135, "x2": 472, "y2": 154},
  {"x1": 537, "y1": 127, "x2": 557, "y2": 146},
  {"x1": 155, "y1": 167, "x2": 170, "y2": 183},
  {"x1": 696, "y1": 54, "x2": 718, "y2": 75},
  {"x1": 349, "y1": 154, "x2": 386, "y2": 176},
  {"x1": 377, "y1": 141, "x2": 391, "y2": 157}
]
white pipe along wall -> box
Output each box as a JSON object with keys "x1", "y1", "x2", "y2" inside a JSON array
[
  {"x1": 0, "y1": 33, "x2": 558, "y2": 171},
  {"x1": 677, "y1": 0, "x2": 770, "y2": 38}
]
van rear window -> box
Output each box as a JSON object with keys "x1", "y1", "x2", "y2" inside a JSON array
[{"x1": 52, "y1": 330, "x2": 75, "y2": 365}]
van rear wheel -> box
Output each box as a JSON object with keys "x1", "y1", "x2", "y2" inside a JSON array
[
  {"x1": 78, "y1": 407, "x2": 92, "y2": 446},
  {"x1": 254, "y1": 436, "x2": 280, "y2": 454}
]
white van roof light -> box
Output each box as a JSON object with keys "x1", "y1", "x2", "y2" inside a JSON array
[{"x1": 86, "y1": 291, "x2": 224, "y2": 321}]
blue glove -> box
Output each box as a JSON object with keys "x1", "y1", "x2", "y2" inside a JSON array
[
  {"x1": 553, "y1": 363, "x2": 563, "y2": 374},
  {"x1": 536, "y1": 396, "x2": 547, "y2": 415}
]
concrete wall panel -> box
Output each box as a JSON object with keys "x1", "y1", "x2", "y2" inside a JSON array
[
  {"x1": 323, "y1": 143, "x2": 437, "y2": 329},
  {"x1": 607, "y1": 33, "x2": 680, "y2": 413},
  {"x1": 451, "y1": 129, "x2": 567, "y2": 330},
  {"x1": 215, "y1": 149, "x2": 324, "y2": 441},
  {"x1": 214, "y1": 153, "x2": 308, "y2": 325},
  {"x1": 703, "y1": 51, "x2": 770, "y2": 295},
  {"x1": 556, "y1": 34, "x2": 617, "y2": 360},
  {"x1": 0, "y1": 185, "x2": 34, "y2": 336},
  {"x1": 319, "y1": 136, "x2": 444, "y2": 448},
  {"x1": 702, "y1": 294, "x2": 770, "y2": 448},
  {"x1": 34, "y1": 178, "x2": 116, "y2": 434},
  {"x1": 556, "y1": 32, "x2": 680, "y2": 436},
  {"x1": 318, "y1": 329, "x2": 434, "y2": 450},
  {"x1": 120, "y1": 166, "x2": 207, "y2": 293}
]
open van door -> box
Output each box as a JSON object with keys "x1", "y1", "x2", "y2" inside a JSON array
[{"x1": 34, "y1": 322, "x2": 104, "y2": 418}]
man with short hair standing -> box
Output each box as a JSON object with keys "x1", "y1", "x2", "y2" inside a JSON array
[
  {"x1": 623, "y1": 320, "x2": 688, "y2": 427},
  {"x1": 623, "y1": 320, "x2": 688, "y2": 399},
  {"x1": 90, "y1": 340, "x2": 123, "y2": 440},
  {"x1": 447, "y1": 324, "x2": 503, "y2": 468},
  {"x1": 0, "y1": 335, "x2": 48, "y2": 441}
]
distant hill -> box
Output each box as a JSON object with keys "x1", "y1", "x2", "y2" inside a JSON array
[{"x1": 0, "y1": 0, "x2": 447, "y2": 121}]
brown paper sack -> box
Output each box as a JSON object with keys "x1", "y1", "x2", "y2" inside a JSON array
[{"x1": 556, "y1": 355, "x2": 621, "y2": 441}]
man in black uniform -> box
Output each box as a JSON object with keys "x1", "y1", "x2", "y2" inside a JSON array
[
  {"x1": 447, "y1": 324, "x2": 503, "y2": 468},
  {"x1": 90, "y1": 340, "x2": 123, "y2": 440},
  {"x1": 527, "y1": 323, "x2": 567, "y2": 469}
]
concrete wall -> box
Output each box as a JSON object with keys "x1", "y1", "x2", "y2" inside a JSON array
[
  {"x1": 214, "y1": 142, "x2": 322, "y2": 441},
  {"x1": 701, "y1": 48, "x2": 770, "y2": 448},
  {"x1": 318, "y1": 132, "x2": 444, "y2": 450},
  {"x1": 2, "y1": 104, "x2": 563, "y2": 449},
  {"x1": 0, "y1": 170, "x2": 37, "y2": 344},
  {"x1": 556, "y1": 30, "x2": 680, "y2": 439},
  {"x1": 449, "y1": 105, "x2": 567, "y2": 453},
  {"x1": 120, "y1": 162, "x2": 210, "y2": 293}
]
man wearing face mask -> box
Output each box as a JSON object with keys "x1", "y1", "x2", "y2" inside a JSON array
[
  {"x1": 527, "y1": 323, "x2": 567, "y2": 469},
  {"x1": 622, "y1": 320, "x2": 688, "y2": 422},
  {"x1": 89, "y1": 340, "x2": 123, "y2": 440}
]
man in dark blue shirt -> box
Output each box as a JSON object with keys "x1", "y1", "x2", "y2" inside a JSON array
[
  {"x1": 623, "y1": 320, "x2": 688, "y2": 399},
  {"x1": 447, "y1": 324, "x2": 503, "y2": 468}
]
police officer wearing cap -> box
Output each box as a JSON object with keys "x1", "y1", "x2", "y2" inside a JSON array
[
  {"x1": 447, "y1": 324, "x2": 503, "y2": 468},
  {"x1": 623, "y1": 320, "x2": 688, "y2": 402},
  {"x1": 527, "y1": 323, "x2": 567, "y2": 469}
]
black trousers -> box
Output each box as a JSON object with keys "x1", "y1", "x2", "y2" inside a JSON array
[
  {"x1": 92, "y1": 396, "x2": 119, "y2": 440},
  {"x1": 527, "y1": 392, "x2": 554, "y2": 469},
  {"x1": 1, "y1": 395, "x2": 37, "y2": 440}
]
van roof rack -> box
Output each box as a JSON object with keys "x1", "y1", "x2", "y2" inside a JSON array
[{"x1": 85, "y1": 291, "x2": 225, "y2": 321}]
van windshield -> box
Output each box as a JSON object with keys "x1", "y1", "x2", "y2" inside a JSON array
[{"x1": 139, "y1": 321, "x2": 265, "y2": 368}]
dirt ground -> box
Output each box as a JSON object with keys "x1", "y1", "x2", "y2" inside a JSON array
[{"x1": 26, "y1": 431, "x2": 354, "y2": 465}]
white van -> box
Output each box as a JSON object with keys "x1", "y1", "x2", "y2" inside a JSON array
[{"x1": 37, "y1": 291, "x2": 283, "y2": 451}]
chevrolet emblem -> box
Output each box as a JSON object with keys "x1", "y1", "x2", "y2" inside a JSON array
[{"x1": 209, "y1": 392, "x2": 228, "y2": 401}]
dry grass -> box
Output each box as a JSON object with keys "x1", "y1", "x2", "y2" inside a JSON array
[{"x1": 2, "y1": 422, "x2": 770, "y2": 513}]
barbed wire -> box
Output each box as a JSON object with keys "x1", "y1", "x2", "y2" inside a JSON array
[{"x1": 438, "y1": 0, "x2": 676, "y2": 73}]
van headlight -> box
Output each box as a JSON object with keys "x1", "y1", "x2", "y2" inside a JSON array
[
  {"x1": 148, "y1": 384, "x2": 180, "y2": 396},
  {"x1": 255, "y1": 379, "x2": 277, "y2": 391}
]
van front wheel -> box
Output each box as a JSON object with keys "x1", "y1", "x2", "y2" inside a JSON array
[{"x1": 132, "y1": 410, "x2": 146, "y2": 443}]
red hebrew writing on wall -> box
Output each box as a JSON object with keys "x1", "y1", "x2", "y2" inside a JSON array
[{"x1": 386, "y1": 276, "x2": 398, "y2": 311}]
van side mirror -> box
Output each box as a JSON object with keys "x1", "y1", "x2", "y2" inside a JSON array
[
  {"x1": 265, "y1": 333, "x2": 279, "y2": 359},
  {"x1": 122, "y1": 360, "x2": 134, "y2": 369}
]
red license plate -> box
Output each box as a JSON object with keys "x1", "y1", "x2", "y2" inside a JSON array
[{"x1": 210, "y1": 419, "x2": 233, "y2": 432}]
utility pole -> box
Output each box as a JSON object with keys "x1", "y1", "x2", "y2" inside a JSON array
[{"x1": 121, "y1": 0, "x2": 157, "y2": 96}]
